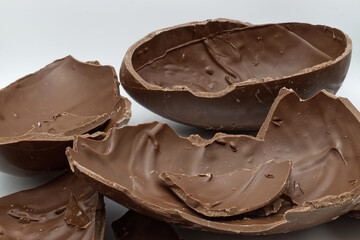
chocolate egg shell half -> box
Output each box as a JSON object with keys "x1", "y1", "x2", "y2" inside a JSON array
[
  {"x1": 120, "y1": 19, "x2": 351, "y2": 131},
  {"x1": 66, "y1": 88, "x2": 360, "y2": 234},
  {"x1": 0, "y1": 172, "x2": 105, "y2": 239},
  {"x1": 0, "y1": 56, "x2": 131, "y2": 175}
]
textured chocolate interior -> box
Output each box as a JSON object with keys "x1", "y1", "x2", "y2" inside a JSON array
[
  {"x1": 121, "y1": 19, "x2": 352, "y2": 131},
  {"x1": 112, "y1": 211, "x2": 181, "y2": 240},
  {"x1": 160, "y1": 160, "x2": 291, "y2": 217},
  {"x1": 67, "y1": 88, "x2": 360, "y2": 234},
  {"x1": 0, "y1": 172, "x2": 105, "y2": 239},
  {"x1": 0, "y1": 56, "x2": 130, "y2": 140},
  {"x1": 0, "y1": 56, "x2": 131, "y2": 175},
  {"x1": 136, "y1": 23, "x2": 344, "y2": 92}
]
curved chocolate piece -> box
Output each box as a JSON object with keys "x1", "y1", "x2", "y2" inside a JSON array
[
  {"x1": 66, "y1": 88, "x2": 360, "y2": 234},
  {"x1": 0, "y1": 56, "x2": 131, "y2": 175},
  {"x1": 0, "y1": 172, "x2": 105, "y2": 239},
  {"x1": 120, "y1": 19, "x2": 351, "y2": 131},
  {"x1": 160, "y1": 160, "x2": 292, "y2": 217},
  {"x1": 112, "y1": 210, "x2": 181, "y2": 240}
]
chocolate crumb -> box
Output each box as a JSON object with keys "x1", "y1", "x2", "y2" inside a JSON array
[
  {"x1": 215, "y1": 138, "x2": 226, "y2": 145},
  {"x1": 205, "y1": 66, "x2": 214, "y2": 75},
  {"x1": 229, "y1": 141, "x2": 237, "y2": 152},
  {"x1": 265, "y1": 173, "x2": 275, "y2": 178},
  {"x1": 271, "y1": 119, "x2": 283, "y2": 127}
]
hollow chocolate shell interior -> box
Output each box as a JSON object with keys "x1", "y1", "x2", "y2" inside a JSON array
[
  {"x1": 120, "y1": 19, "x2": 351, "y2": 131},
  {"x1": 66, "y1": 88, "x2": 360, "y2": 234}
]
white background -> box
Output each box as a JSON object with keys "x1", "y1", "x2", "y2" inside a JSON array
[{"x1": 0, "y1": 0, "x2": 359, "y2": 239}]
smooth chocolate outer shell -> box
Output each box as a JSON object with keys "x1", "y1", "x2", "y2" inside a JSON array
[
  {"x1": 66, "y1": 88, "x2": 360, "y2": 234},
  {"x1": 0, "y1": 56, "x2": 131, "y2": 175},
  {"x1": 120, "y1": 19, "x2": 351, "y2": 131},
  {"x1": 112, "y1": 210, "x2": 181, "y2": 240},
  {"x1": 0, "y1": 172, "x2": 105, "y2": 239},
  {"x1": 160, "y1": 160, "x2": 292, "y2": 217}
]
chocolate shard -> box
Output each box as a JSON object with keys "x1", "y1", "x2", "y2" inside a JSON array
[
  {"x1": 66, "y1": 88, "x2": 360, "y2": 234},
  {"x1": 112, "y1": 210, "x2": 182, "y2": 240},
  {"x1": 121, "y1": 19, "x2": 351, "y2": 131},
  {"x1": 0, "y1": 56, "x2": 131, "y2": 175},
  {"x1": 0, "y1": 172, "x2": 105, "y2": 239},
  {"x1": 160, "y1": 160, "x2": 292, "y2": 217},
  {"x1": 64, "y1": 194, "x2": 92, "y2": 229}
]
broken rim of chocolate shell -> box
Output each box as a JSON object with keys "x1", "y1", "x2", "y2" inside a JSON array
[
  {"x1": 66, "y1": 88, "x2": 360, "y2": 234},
  {"x1": 0, "y1": 172, "x2": 105, "y2": 239},
  {"x1": 112, "y1": 210, "x2": 182, "y2": 240},
  {"x1": 0, "y1": 56, "x2": 131, "y2": 175},
  {"x1": 160, "y1": 160, "x2": 292, "y2": 217},
  {"x1": 120, "y1": 18, "x2": 352, "y2": 131}
]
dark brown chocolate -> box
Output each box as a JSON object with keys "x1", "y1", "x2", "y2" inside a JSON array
[
  {"x1": 0, "y1": 172, "x2": 105, "y2": 239},
  {"x1": 112, "y1": 210, "x2": 181, "y2": 240},
  {"x1": 160, "y1": 160, "x2": 291, "y2": 217},
  {"x1": 66, "y1": 88, "x2": 360, "y2": 234},
  {"x1": 0, "y1": 56, "x2": 131, "y2": 175},
  {"x1": 120, "y1": 19, "x2": 351, "y2": 131},
  {"x1": 346, "y1": 204, "x2": 360, "y2": 219}
]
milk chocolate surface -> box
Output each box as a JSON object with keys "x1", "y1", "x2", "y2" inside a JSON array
[
  {"x1": 0, "y1": 56, "x2": 131, "y2": 175},
  {"x1": 112, "y1": 210, "x2": 181, "y2": 240},
  {"x1": 0, "y1": 172, "x2": 105, "y2": 239},
  {"x1": 137, "y1": 24, "x2": 334, "y2": 92},
  {"x1": 121, "y1": 19, "x2": 352, "y2": 130},
  {"x1": 67, "y1": 88, "x2": 360, "y2": 234},
  {"x1": 160, "y1": 160, "x2": 291, "y2": 217}
]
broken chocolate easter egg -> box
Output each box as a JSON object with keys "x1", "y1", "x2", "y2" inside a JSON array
[
  {"x1": 120, "y1": 19, "x2": 351, "y2": 131},
  {"x1": 0, "y1": 56, "x2": 131, "y2": 175},
  {"x1": 0, "y1": 172, "x2": 105, "y2": 239},
  {"x1": 160, "y1": 160, "x2": 292, "y2": 217},
  {"x1": 112, "y1": 210, "x2": 182, "y2": 240},
  {"x1": 66, "y1": 88, "x2": 360, "y2": 234}
]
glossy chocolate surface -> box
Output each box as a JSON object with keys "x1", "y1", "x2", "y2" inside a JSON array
[
  {"x1": 160, "y1": 160, "x2": 291, "y2": 217},
  {"x1": 121, "y1": 19, "x2": 351, "y2": 130},
  {"x1": 0, "y1": 56, "x2": 131, "y2": 175},
  {"x1": 112, "y1": 210, "x2": 181, "y2": 240},
  {"x1": 67, "y1": 88, "x2": 360, "y2": 234},
  {"x1": 0, "y1": 172, "x2": 105, "y2": 239}
]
